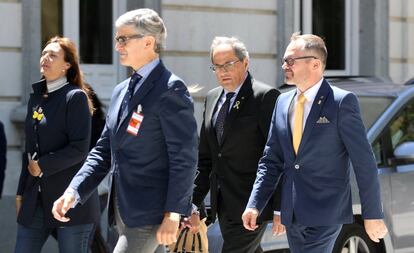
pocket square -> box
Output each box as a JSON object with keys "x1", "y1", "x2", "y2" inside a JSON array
[{"x1": 316, "y1": 116, "x2": 330, "y2": 124}]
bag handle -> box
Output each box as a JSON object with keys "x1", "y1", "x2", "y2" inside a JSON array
[
  {"x1": 173, "y1": 227, "x2": 188, "y2": 252},
  {"x1": 196, "y1": 232, "x2": 203, "y2": 252}
]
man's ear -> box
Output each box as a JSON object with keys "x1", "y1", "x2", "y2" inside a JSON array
[
  {"x1": 243, "y1": 58, "x2": 249, "y2": 69},
  {"x1": 313, "y1": 60, "x2": 320, "y2": 70},
  {"x1": 144, "y1": 36, "x2": 155, "y2": 49}
]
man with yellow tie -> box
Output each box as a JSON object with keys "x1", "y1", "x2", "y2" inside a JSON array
[{"x1": 242, "y1": 33, "x2": 388, "y2": 253}]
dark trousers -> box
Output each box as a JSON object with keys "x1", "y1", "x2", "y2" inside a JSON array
[
  {"x1": 14, "y1": 202, "x2": 94, "y2": 253},
  {"x1": 286, "y1": 220, "x2": 342, "y2": 253},
  {"x1": 217, "y1": 194, "x2": 267, "y2": 253}
]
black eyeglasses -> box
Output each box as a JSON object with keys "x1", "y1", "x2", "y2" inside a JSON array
[
  {"x1": 114, "y1": 34, "x2": 145, "y2": 46},
  {"x1": 210, "y1": 60, "x2": 240, "y2": 72},
  {"x1": 281, "y1": 56, "x2": 318, "y2": 66}
]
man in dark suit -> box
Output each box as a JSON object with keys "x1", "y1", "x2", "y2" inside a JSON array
[
  {"x1": 242, "y1": 33, "x2": 388, "y2": 253},
  {"x1": 0, "y1": 120, "x2": 6, "y2": 198},
  {"x1": 190, "y1": 36, "x2": 281, "y2": 253},
  {"x1": 52, "y1": 9, "x2": 198, "y2": 253}
]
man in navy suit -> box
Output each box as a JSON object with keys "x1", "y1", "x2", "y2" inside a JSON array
[
  {"x1": 52, "y1": 9, "x2": 198, "y2": 253},
  {"x1": 242, "y1": 33, "x2": 388, "y2": 253}
]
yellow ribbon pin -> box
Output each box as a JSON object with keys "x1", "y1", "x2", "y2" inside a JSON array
[
  {"x1": 233, "y1": 101, "x2": 240, "y2": 110},
  {"x1": 32, "y1": 111, "x2": 44, "y2": 121}
]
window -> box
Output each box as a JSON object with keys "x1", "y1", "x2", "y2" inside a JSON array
[
  {"x1": 41, "y1": 0, "x2": 63, "y2": 48},
  {"x1": 372, "y1": 99, "x2": 414, "y2": 167},
  {"x1": 79, "y1": 0, "x2": 113, "y2": 64},
  {"x1": 388, "y1": 101, "x2": 414, "y2": 150},
  {"x1": 298, "y1": 0, "x2": 359, "y2": 75}
]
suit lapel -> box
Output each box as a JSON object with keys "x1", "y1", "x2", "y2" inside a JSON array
[
  {"x1": 116, "y1": 62, "x2": 164, "y2": 133},
  {"x1": 283, "y1": 91, "x2": 296, "y2": 156},
  {"x1": 220, "y1": 73, "x2": 253, "y2": 145},
  {"x1": 206, "y1": 89, "x2": 222, "y2": 131},
  {"x1": 297, "y1": 79, "x2": 331, "y2": 155},
  {"x1": 203, "y1": 89, "x2": 222, "y2": 149}
]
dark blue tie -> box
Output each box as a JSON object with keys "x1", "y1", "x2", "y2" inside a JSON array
[
  {"x1": 215, "y1": 92, "x2": 235, "y2": 144},
  {"x1": 118, "y1": 72, "x2": 142, "y2": 124}
]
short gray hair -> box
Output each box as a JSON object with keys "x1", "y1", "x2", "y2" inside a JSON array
[
  {"x1": 290, "y1": 32, "x2": 328, "y2": 69},
  {"x1": 115, "y1": 8, "x2": 167, "y2": 53},
  {"x1": 210, "y1": 36, "x2": 249, "y2": 62}
]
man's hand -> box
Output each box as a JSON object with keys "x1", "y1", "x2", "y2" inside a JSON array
[
  {"x1": 156, "y1": 212, "x2": 180, "y2": 245},
  {"x1": 182, "y1": 212, "x2": 201, "y2": 234},
  {"x1": 52, "y1": 192, "x2": 75, "y2": 222},
  {"x1": 28, "y1": 160, "x2": 42, "y2": 177},
  {"x1": 242, "y1": 208, "x2": 259, "y2": 231},
  {"x1": 272, "y1": 214, "x2": 286, "y2": 236},
  {"x1": 364, "y1": 219, "x2": 388, "y2": 242}
]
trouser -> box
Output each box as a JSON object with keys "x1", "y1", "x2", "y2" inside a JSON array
[{"x1": 14, "y1": 202, "x2": 94, "y2": 253}]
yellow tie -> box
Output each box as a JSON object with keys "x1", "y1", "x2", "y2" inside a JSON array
[{"x1": 293, "y1": 94, "x2": 306, "y2": 154}]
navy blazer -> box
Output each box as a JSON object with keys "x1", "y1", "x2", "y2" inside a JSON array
[
  {"x1": 69, "y1": 61, "x2": 198, "y2": 227},
  {"x1": 17, "y1": 80, "x2": 100, "y2": 227},
  {"x1": 247, "y1": 79, "x2": 383, "y2": 226},
  {"x1": 0, "y1": 121, "x2": 6, "y2": 198}
]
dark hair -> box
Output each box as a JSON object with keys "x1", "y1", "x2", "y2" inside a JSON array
[{"x1": 44, "y1": 36, "x2": 94, "y2": 114}]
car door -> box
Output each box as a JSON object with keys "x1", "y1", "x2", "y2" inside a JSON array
[{"x1": 372, "y1": 100, "x2": 414, "y2": 252}]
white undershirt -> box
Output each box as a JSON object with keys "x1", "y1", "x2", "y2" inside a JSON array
[{"x1": 47, "y1": 76, "x2": 68, "y2": 93}]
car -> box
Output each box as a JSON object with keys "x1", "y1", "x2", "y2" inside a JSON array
[{"x1": 205, "y1": 77, "x2": 414, "y2": 253}]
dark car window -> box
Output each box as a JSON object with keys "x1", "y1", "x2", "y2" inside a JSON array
[
  {"x1": 388, "y1": 100, "x2": 414, "y2": 149},
  {"x1": 371, "y1": 99, "x2": 414, "y2": 166},
  {"x1": 358, "y1": 96, "x2": 393, "y2": 130}
]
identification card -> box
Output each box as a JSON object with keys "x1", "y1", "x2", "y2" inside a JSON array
[{"x1": 127, "y1": 111, "x2": 144, "y2": 136}]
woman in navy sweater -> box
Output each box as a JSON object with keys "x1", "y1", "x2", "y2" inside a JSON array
[{"x1": 15, "y1": 36, "x2": 100, "y2": 253}]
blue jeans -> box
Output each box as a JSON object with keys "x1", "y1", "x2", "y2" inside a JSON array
[{"x1": 14, "y1": 203, "x2": 95, "y2": 253}]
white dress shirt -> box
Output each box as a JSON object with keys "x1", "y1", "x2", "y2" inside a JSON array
[{"x1": 288, "y1": 78, "x2": 324, "y2": 133}]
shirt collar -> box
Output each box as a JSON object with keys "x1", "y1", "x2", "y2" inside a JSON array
[
  {"x1": 223, "y1": 72, "x2": 247, "y2": 97},
  {"x1": 135, "y1": 58, "x2": 160, "y2": 80},
  {"x1": 296, "y1": 77, "x2": 324, "y2": 103}
]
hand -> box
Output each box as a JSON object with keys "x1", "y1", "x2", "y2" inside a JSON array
[
  {"x1": 156, "y1": 212, "x2": 180, "y2": 245},
  {"x1": 15, "y1": 195, "x2": 23, "y2": 216},
  {"x1": 272, "y1": 214, "x2": 286, "y2": 236},
  {"x1": 242, "y1": 208, "x2": 259, "y2": 231},
  {"x1": 51, "y1": 192, "x2": 75, "y2": 222},
  {"x1": 182, "y1": 212, "x2": 201, "y2": 234},
  {"x1": 28, "y1": 159, "x2": 42, "y2": 177},
  {"x1": 364, "y1": 219, "x2": 388, "y2": 242}
]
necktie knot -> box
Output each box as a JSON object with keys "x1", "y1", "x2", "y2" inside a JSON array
[
  {"x1": 226, "y1": 92, "x2": 235, "y2": 101},
  {"x1": 128, "y1": 73, "x2": 142, "y2": 92},
  {"x1": 298, "y1": 93, "x2": 306, "y2": 104}
]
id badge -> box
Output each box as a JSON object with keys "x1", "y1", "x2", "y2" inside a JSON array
[{"x1": 127, "y1": 107, "x2": 144, "y2": 136}]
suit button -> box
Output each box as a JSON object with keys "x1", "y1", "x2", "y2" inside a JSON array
[
  {"x1": 218, "y1": 153, "x2": 222, "y2": 158},
  {"x1": 294, "y1": 164, "x2": 300, "y2": 169}
]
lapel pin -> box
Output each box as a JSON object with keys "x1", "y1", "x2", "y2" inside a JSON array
[
  {"x1": 233, "y1": 101, "x2": 240, "y2": 110},
  {"x1": 32, "y1": 107, "x2": 44, "y2": 121}
]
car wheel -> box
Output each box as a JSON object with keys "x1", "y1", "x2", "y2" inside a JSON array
[{"x1": 333, "y1": 223, "x2": 382, "y2": 253}]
